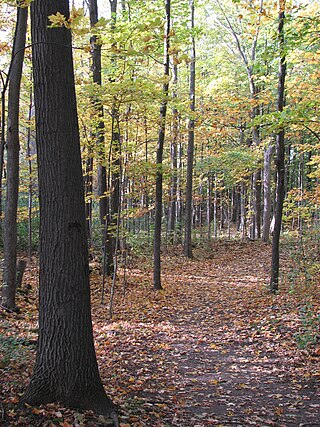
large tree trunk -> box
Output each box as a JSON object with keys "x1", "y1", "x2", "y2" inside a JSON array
[
  {"x1": 184, "y1": 0, "x2": 196, "y2": 258},
  {"x1": 21, "y1": 1, "x2": 117, "y2": 421},
  {"x1": 270, "y1": 0, "x2": 287, "y2": 293},
  {"x1": 153, "y1": 0, "x2": 171, "y2": 290},
  {"x1": 2, "y1": 4, "x2": 28, "y2": 310}
]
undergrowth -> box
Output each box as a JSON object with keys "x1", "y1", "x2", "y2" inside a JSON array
[
  {"x1": 0, "y1": 333, "x2": 34, "y2": 369},
  {"x1": 283, "y1": 225, "x2": 320, "y2": 349}
]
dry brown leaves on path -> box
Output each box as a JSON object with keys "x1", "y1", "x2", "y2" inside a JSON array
[{"x1": 1, "y1": 241, "x2": 320, "y2": 426}]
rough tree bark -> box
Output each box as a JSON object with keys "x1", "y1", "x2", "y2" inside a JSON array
[
  {"x1": 270, "y1": 0, "x2": 287, "y2": 293},
  {"x1": 2, "y1": 3, "x2": 28, "y2": 310},
  {"x1": 21, "y1": 1, "x2": 117, "y2": 422}
]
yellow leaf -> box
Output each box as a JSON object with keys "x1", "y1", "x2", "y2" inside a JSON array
[{"x1": 48, "y1": 12, "x2": 68, "y2": 28}]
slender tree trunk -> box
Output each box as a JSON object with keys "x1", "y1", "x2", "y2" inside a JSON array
[
  {"x1": 109, "y1": 0, "x2": 119, "y2": 212},
  {"x1": 251, "y1": 102, "x2": 262, "y2": 241},
  {"x1": 102, "y1": 0, "x2": 120, "y2": 277},
  {"x1": 84, "y1": 153, "x2": 93, "y2": 242},
  {"x1": 255, "y1": 169, "x2": 261, "y2": 239},
  {"x1": 2, "y1": 4, "x2": 28, "y2": 310},
  {"x1": 94, "y1": 14, "x2": 107, "y2": 241},
  {"x1": 144, "y1": 116, "x2": 150, "y2": 243},
  {"x1": 270, "y1": 0, "x2": 287, "y2": 293},
  {"x1": 85, "y1": 0, "x2": 98, "y2": 241},
  {"x1": 22, "y1": 2, "x2": 117, "y2": 422},
  {"x1": 223, "y1": 0, "x2": 264, "y2": 240},
  {"x1": 240, "y1": 182, "x2": 247, "y2": 239},
  {"x1": 220, "y1": 190, "x2": 224, "y2": 231},
  {"x1": 176, "y1": 138, "x2": 183, "y2": 243},
  {"x1": 262, "y1": 144, "x2": 274, "y2": 242},
  {"x1": 27, "y1": 84, "x2": 33, "y2": 262},
  {"x1": 227, "y1": 188, "x2": 231, "y2": 239},
  {"x1": 110, "y1": 111, "x2": 121, "y2": 249},
  {"x1": 184, "y1": 0, "x2": 196, "y2": 258},
  {"x1": 298, "y1": 153, "x2": 304, "y2": 235},
  {"x1": 0, "y1": 73, "x2": 6, "y2": 225},
  {"x1": 234, "y1": 187, "x2": 240, "y2": 228},
  {"x1": 153, "y1": 0, "x2": 171, "y2": 290},
  {"x1": 88, "y1": 0, "x2": 108, "y2": 251},
  {"x1": 207, "y1": 175, "x2": 212, "y2": 240},
  {"x1": 167, "y1": 63, "x2": 178, "y2": 242},
  {"x1": 213, "y1": 176, "x2": 218, "y2": 238}
]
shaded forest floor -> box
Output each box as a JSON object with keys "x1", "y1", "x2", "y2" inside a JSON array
[{"x1": 1, "y1": 240, "x2": 320, "y2": 426}]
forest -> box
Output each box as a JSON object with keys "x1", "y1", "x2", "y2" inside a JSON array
[{"x1": 0, "y1": 0, "x2": 320, "y2": 426}]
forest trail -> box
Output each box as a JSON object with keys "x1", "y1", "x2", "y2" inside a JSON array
[
  {"x1": 93, "y1": 241, "x2": 320, "y2": 426},
  {"x1": 1, "y1": 241, "x2": 320, "y2": 426}
]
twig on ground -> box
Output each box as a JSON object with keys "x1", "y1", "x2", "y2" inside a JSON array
[
  {"x1": 0, "y1": 403, "x2": 5, "y2": 421},
  {"x1": 0, "y1": 303, "x2": 14, "y2": 313}
]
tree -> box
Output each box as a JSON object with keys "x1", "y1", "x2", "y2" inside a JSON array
[
  {"x1": 167, "y1": 62, "x2": 179, "y2": 243},
  {"x1": 153, "y1": 0, "x2": 171, "y2": 290},
  {"x1": 2, "y1": 1, "x2": 28, "y2": 310},
  {"x1": 219, "y1": 0, "x2": 264, "y2": 240},
  {"x1": 262, "y1": 144, "x2": 273, "y2": 242},
  {"x1": 270, "y1": 0, "x2": 287, "y2": 292},
  {"x1": 184, "y1": 0, "x2": 196, "y2": 258},
  {"x1": 84, "y1": 0, "x2": 104, "y2": 243},
  {"x1": 21, "y1": 1, "x2": 117, "y2": 422},
  {"x1": 86, "y1": 0, "x2": 114, "y2": 277},
  {"x1": 107, "y1": 0, "x2": 121, "y2": 277}
]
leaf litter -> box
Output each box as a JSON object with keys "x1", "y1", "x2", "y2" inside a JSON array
[{"x1": 1, "y1": 241, "x2": 320, "y2": 426}]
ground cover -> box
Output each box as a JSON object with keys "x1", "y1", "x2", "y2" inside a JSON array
[{"x1": 1, "y1": 240, "x2": 320, "y2": 426}]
